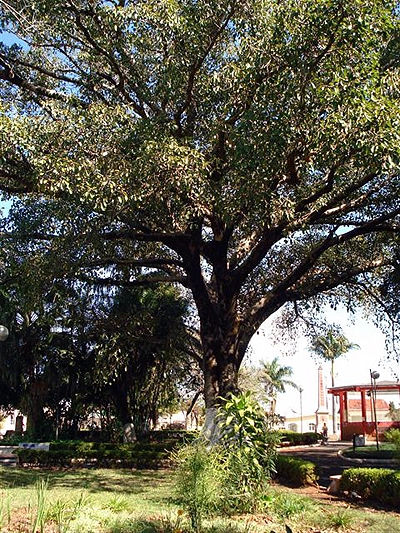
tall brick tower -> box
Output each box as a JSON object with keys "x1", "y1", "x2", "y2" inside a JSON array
[{"x1": 315, "y1": 365, "x2": 329, "y2": 434}]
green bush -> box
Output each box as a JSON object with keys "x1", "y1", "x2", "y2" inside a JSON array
[
  {"x1": 275, "y1": 454, "x2": 319, "y2": 486},
  {"x1": 278, "y1": 430, "x2": 320, "y2": 446},
  {"x1": 278, "y1": 430, "x2": 301, "y2": 445},
  {"x1": 172, "y1": 392, "x2": 281, "y2": 521},
  {"x1": 172, "y1": 442, "x2": 225, "y2": 532},
  {"x1": 302, "y1": 432, "x2": 319, "y2": 445},
  {"x1": 385, "y1": 428, "x2": 400, "y2": 461},
  {"x1": 341, "y1": 467, "x2": 400, "y2": 506},
  {"x1": 14, "y1": 442, "x2": 169, "y2": 469}
]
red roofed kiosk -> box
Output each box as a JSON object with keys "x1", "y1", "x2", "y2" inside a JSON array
[{"x1": 328, "y1": 381, "x2": 400, "y2": 441}]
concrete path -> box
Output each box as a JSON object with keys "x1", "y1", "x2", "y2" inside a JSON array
[{"x1": 278, "y1": 441, "x2": 396, "y2": 488}]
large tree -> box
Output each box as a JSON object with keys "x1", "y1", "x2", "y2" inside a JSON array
[{"x1": 0, "y1": 0, "x2": 399, "y2": 434}]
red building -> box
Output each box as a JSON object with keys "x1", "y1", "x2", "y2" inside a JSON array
[{"x1": 328, "y1": 381, "x2": 400, "y2": 441}]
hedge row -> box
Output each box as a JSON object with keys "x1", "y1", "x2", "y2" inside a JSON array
[
  {"x1": 278, "y1": 430, "x2": 320, "y2": 446},
  {"x1": 149, "y1": 430, "x2": 199, "y2": 442},
  {"x1": 14, "y1": 441, "x2": 175, "y2": 469},
  {"x1": 340, "y1": 467, "x2": 400, "y2": 507},
  {"x1": 275, "y1": 454, "x2": 319, "y2": 486},
  {"x1": 48, "y1": 440, "x2": 178, "y2": 453}
]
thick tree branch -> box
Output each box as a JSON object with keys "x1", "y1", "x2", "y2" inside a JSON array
[
  {"x1": 83, "y1": 257, "x2": 184, "y2": 269},
  {"x1": 76, "y1": 272, "x2": 188, "y2": 288},
  {"x1": 0, "y1": 61, "x2": 68, "y2": 102}
]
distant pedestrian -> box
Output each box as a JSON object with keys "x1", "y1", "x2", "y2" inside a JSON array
[{"x1": 322, "y1": 423, "x2": 328, "y2": 444}]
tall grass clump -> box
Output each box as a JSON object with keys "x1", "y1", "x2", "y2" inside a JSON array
[
  {"x1": 173, "y1": 442, "x2": 225, "y2": 532},
  {"x1": 0, "y1": 493, "x2": 11, "y2": 530},
  {"x1": 31, "y1": 477, "x2": 48, "y2": 533},
  {"x1": 263, "y1": 490, "x2": 316, "y2": 520},
  {"x1": 47, "y1": 491, "x2": 89, "y2": 533}
]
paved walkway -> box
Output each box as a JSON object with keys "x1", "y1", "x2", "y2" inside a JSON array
[{"x1": 278, "y1": 441, "x2": 397, "y2": 488}]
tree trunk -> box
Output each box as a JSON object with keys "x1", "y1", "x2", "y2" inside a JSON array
[
  {"x1": 184, "y1": 238, "x2": 255, "y2": 441},
  {"x1": 111, "y1": 382, "x2": 132, "y2": 426},
  {"x1": 25, "y1": 400, "x2": 47, "y2": 439},
  {"x1": 201, "y1": 315, "x2": 242, "y2": 442},
  {"x1": 24, "y1": 380, "x2": 48, "y2": 439}
]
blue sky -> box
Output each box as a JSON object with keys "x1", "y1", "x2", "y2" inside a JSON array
[{"x1": 0, "y1": 198, "x2": 11, "y2": 216}]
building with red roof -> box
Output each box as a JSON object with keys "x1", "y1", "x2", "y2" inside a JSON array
[{"x1": 328, "y1": 381, "x2": 400, "y2": 441}]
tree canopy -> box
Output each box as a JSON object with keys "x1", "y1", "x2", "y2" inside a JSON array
[{"x1": 0, "y1": 1, "x2": 399, "y2": 426}]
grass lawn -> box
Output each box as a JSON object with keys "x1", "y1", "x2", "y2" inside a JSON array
[
  {"x1": 0, "y1": 466, "x2": 399, "y2": 533},
  {"x1": 342, "y1": 443, "x2": 399, "y2": 460}
]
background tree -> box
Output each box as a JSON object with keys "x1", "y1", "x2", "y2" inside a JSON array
[
  {"x1": 260, "y1": 357, "x2": 298, "y2": 415},
  {"x1": 91, "y1": 284, "x2": 197, "y2": 438},
  {"x1": 0, "y1": 1, "x2": 399, "y2": 436},
  {"x1": 0, "y1": 259, "x2": 198, "y2": 439},
  {"x1": 309, "y1": 326, "x2": 359, "y2": 434},
  {"x1": 0, "y1": 279, "x2": 101, "y2": 439}
]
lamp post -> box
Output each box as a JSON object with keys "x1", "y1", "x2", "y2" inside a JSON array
[
  {"x1": 0, "y1": 325, "x2": 9, "y2": 342},
  {"x1": 370, "y1": 369, "x2": 380, "y2": 451},
  {"x1": 299, "y1": 387, "x2": 303, "y2": 434}
]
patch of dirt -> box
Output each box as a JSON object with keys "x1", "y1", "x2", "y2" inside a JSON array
[
  {"x1": 280, "y1": 483, "x2": 340, "y2": 501},
  {"x1": 275, "y1": 482, "x2": 400, "y2": 519},
  {"x1": 0, "y1": 508, "x2": 59, "y2": 533}
]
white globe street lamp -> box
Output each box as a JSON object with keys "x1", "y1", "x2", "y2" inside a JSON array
[{"x1": 0, "y1": 325, "x2": 9, "y2": 342}]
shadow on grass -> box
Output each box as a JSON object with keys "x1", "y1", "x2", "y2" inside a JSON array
[{"x1": 0, "y1": 466, "x2": 173, "y2": 497}]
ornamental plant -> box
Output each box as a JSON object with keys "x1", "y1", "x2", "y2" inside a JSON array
[{"x1": 216, "y1": 391, "x2": 280, "y2": 512}]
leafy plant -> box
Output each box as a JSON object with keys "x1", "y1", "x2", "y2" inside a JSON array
[
  {"x1": 326, "y1": 509, "x2": 354, "y2": 529},
  {"x1": 217, "y1": 392, "x2": 280, "y2": 512},
  {"x1": 264, "y1": 491, "x2": 316, "y2": 519},
  {"x1": 385, "y1": 428, "x2": 400, "y2": 460},
  {"x1": 105, "y1": 495, "x2": 131, "y2": 513}
]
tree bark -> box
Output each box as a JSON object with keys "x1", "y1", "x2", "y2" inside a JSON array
[{"x1": 200, "y1": 307, "x2": 243, "y2": 440}]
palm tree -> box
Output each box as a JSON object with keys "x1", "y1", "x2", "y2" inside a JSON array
[
  {"x1": 260, "y1": 357, "x2": 298, "y2": 415},
  {"x1": 310, "y1": 327, "x2": 359, "y2": 434}
]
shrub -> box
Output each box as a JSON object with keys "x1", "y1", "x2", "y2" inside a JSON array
[
  {"x1": 14, "y1": 442, "x2": 169, "y2": 469},
  {"x1": 341, "y1": 467, "x2": 400, "y2": 506},
  {"x1": 278, "y1": 430, "x2": 302, "y2": 446},
  {"x1": 302, "y1": 432, "x2": 319, "y2": 445},
  {"x1": 275, "y1": 454, "x2": 319, "y2": 486},
  {"x1": 217, "y1": 392, "x2": 281, "y2": 512},
  {"x1": 385, "y1": 428, "x2": 400, "y2": 461},
  {"x1": 172, "y1": 442, "x2": 225, "y2": 532},
  {"x1": 277, "y1": 430, "x2": 320, "y2": 446},
  {"x1": 172, "y1": 392, "x2": 281, "y2": 520}
]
